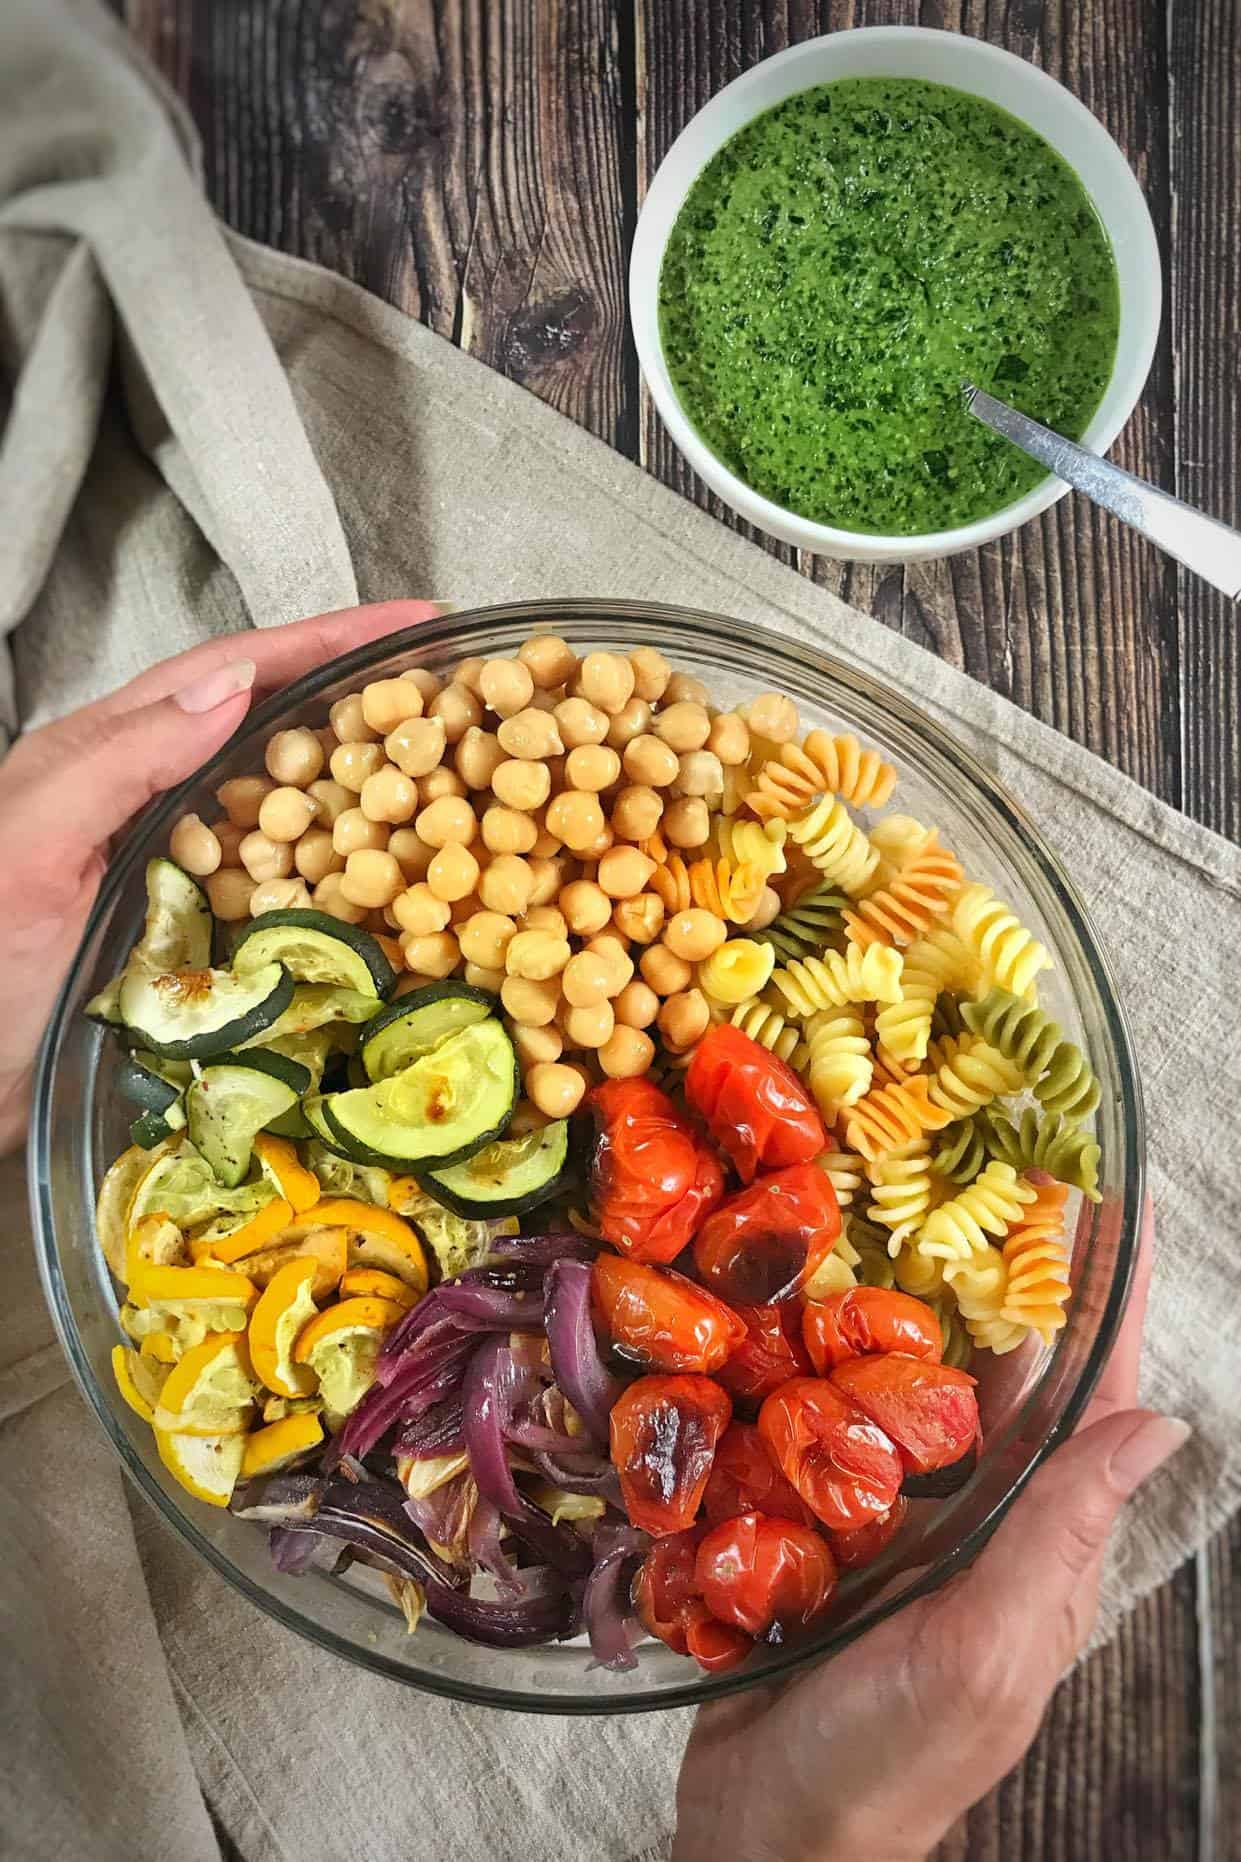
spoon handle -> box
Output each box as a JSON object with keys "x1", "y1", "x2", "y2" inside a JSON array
[{"x1": 964, "y1": 384, "x2": 1241, "y2": 599}]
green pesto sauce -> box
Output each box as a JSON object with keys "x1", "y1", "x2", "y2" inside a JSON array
[{"x1": 659, "y1": 78, "x2": 1120, "y2": 535}]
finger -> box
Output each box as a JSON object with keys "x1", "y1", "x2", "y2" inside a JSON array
[
  {"x1": 1081, "y1": 1193, "x2": 1155, "y2": 1427},
  {"x1": 92, "y1": 599, "x2": 448, "y2": 716}
]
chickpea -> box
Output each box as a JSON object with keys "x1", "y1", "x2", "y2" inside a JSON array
[
  {"x1": 629, "y1": 646, "x2": 671, "y2": 704},
  {"x1": 330, "y1": 741, "x2": 386, "y2": 794},
  {"x1": 523, "y1": 904, "x2": 568, "y2": 938},
  {"x1": 577, "y1": 823, "x2": 614, "y2": 862},
  {"x1": 545, "y1": 790, "x2": 606, "y2": 854},
  {"x1": 511, "y1": 1022, "x2": 563, "y2": 1070},
  {"x1": 506, "y1": 929, "x2": 571, "y2": 982},
  {"x1": 664, "y1": 672, "x2": 709, "y2": 707},
  {"x1": 584, "y1": 933, "x2": 634, "y2": 996},
  {"x1": 217, "y1": 775, "x2": 276, "y2": 831},
  {"x1": 518, "y1": 635, "x2": 577, "y2": 689},
  {"x1": 659, "y1": 988, "x2": 710, "y2": 1052},
  {"x1": 455, "y1": 727, "x2": 506, "y2": 792},
  {"x1": 341, "y1": 849, "x2": 404, "y2": 909},
  {"x1": 610, "y1": 784, "x2": 663, "y2": 843},
  {"x1": 250, "y1": 877, "x2": 313, "y2": 916},
  {"x1": 560, "y1": 879, "x2": 612, "y2": 937},
  {"x1": 555, "y1": 697, "x2": 609, "y2": 750},
  {"x1": 416, "y1": 794, "x2": 477, "y2": 849},
  {"x1": 361, "y1": 678, "x2": 423, "y2": 735},
  {"x1": 360, "y1": 765, "x2": 419, "y2": 825},
  {"x1": 663, "y1": 908, "x2": 726, "y2": 963},
  {"x1": 257, "y1": 786, "x2": 317, "y2": 843},
  {"x1": 206, "y1": 868, "x2": 255, "y2": 920},
  {"x1": 708, "y1": 712, "x2": 751, "y2": 766},
  {"x1": 212, "y1": 819, "x2": 246, "y2": 866},
  {"x1": 599, "y1": 1025, "x2": 656, "y2": 1080},
  {"x1": 375, "y1": 932, "x2": 406, "y2": 971},
  {"x1": 169, "y1": 812, "x2": 221, "y2": 877},
  {"x1": 480, "y1": 853, "x2": 535, "y2": 917},
  {"x1": 623, "y1": 734, "x2": 679, "y2": 788},
  {"x1": 745, "y1": 692, "x2": 799, "y2": 744},
  {"x1": 577, "y1": 650, "x2": 635, "y2": 716},
  {"x1": 458, "y1": 910, "x2": 516, "y2": 971},
  {"x1": 563, "y1": 999, "x2": 615, "y2": 1050},
  {"x1": 496, "y1": 707, "x2": 563, "y2": 761},
  {"x1": 265, "y1": 727, "x2": 324, "y2": 788},
  {"x1": 464, "y1": 962, "x2": 505, "y2": 993},
  {"x1": 400, "y1": 930, "x2": 460, "y2": 979},
  {"x1": 481, "y1": 805, "x2": 538, "y2": 856},
  {"x1": 663, "y1": 796, "x2": 710, "y2": 849},
  {"x1": 333, "y1": 808, "x2": 388, "y2": 857},
  {"x1": 614, "y1": 978, "x2": 659, "y2": 1029},
  {"x1": 565, "y1": 744, "x2": 621, "y2": 793},
  {"x1": 640, "y1": 942, "x2": 693, "y2": 995},
  {"x1": 427, "y1": 842, "x2": 480, "y2": 904},
  {"x1": 500, "y1": 974, "x2": 559, "y2": 1027},
  {"x1": 597, "y1": 845, "x2": 655, "y2": 900},
  {"x1": 653, "y1": 701, "x2": 711, "y2": 755},
  {"x1": 476, "y1": 658, "x2": 533, "y2": 719},
  {"x1": 605, "y1": 697, "x2": 651, "y2": 749},
  {"x1": 306, "y1": 778, "x2": 353, "y2": 825},
  {"x1": 295, "y1": 827, "x2": 344, "y2": 886},
  {"x1": 491, "y1": 758, "x2": 550, "y2": 812},
  {"x1": 313, "y1": 872, "x2": 367, "y2": 925},
  {"x1": 527, "y1": 1061, "x2": 586, "y2": 1118},
  {"x1": 527, "y1": 855, "x2": 569, "y2": 907},
  {"x1": 428, "y1": 682, "x2": 484, "y2": 745},
  {"x1": 387, "y1": 826, "x2": 434, "y2": 880},
  {"x1": 743, "y1": 885, "x2": 782, "y2": 932},
  {"x1": 392, "y1": 883, "x2": 452, "y2": 937},
  {"x1": 612, "y1": 893, "x2": 665, "y2": 945},
  {"x1": 562, "y1": 951, "x2": 612, "y2": 1008},
  {"x1": 329, "y1": 693, "x2": 378, "y2": 744},
  {"x1": 239, "y1": 830, "x2": 294, "y2": 883},
  {"x1": 402, "y1": 667, "x2": 442, "y2": 706},
  {"x1": 675, "y1": 750, "x2": 725, "y2": 802},
  {"x1": 529, "y1": 818, "x2": 563, "y2": 860},
  {"x1": 423, "y1": 767, "x2": 469, "y2": 805},
  {"x1": 451, "y1": 656, "x2": 486, "y2": 696},
  {"x1": 386, "y1": 717, "x2": 447, "y2": 780}
]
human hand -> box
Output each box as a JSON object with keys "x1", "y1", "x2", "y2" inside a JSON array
[
  {"x1": 0, "y1": 599, "x2": 444, "y2": 1154},
  {"x1": 673, "y1": 1202, "x2": 1184, "y2": 1862}
]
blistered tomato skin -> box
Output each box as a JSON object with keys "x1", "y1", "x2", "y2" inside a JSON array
[
  {"x1": 830, "y1": 1496, "x2": 909, "y2": 1572},
  {"x1": 694, "y1": 1510, "x2": 837, "y2": 1640},
  {"x1": 593, "y1": 1254, "x2": 747, "y2": 1373},
  {"x1": 759, "y1": 1376, "x2": 903, "y2": 1533},
  {"x1": 610, "y1": 1373, "x2": 733, "y2": 1535},
  {"x1": 693, "y1": 1164, "x2": 841, "y2": 1305},
  {"x1": 632, "y1": 1526, "x2": 703, "y2": 1654},
  {"x1": 831, "y1": 1355, "x2": 979, "y2": 1476},
  {"x1": 685, "y1": 1023, "x2": 826, "y2": 1182},
  {"x1": 716, "y1": 1301, "x2": 813, "y2": 1408},
  {"x1": 803, "y1": 1286, "x2": 943, "y2": 1374},
  {"x1": 704, "y1": 1422, "x2": 816, "y2": 1527},
  {"x1": 589, "y1": 1078, "x2": 725, "y2": 1264}
]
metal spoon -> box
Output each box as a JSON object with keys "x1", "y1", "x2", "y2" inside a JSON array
[{"x1": 962, "y1": 383, "x2": 1241, "y2": 599}]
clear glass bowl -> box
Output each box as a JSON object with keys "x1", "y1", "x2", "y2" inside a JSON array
[{"x1": 30, "y1": 600, "x2": 1143, "y2": 1713}]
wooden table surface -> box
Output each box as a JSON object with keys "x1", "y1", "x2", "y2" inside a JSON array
[{"x1": 118, "y1": 2, "x2": 1239, "y2": 1855}]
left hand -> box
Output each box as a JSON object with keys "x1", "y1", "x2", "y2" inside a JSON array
[{"x1": 0, "y1": 599, "x2": 443, "y2": 1153}]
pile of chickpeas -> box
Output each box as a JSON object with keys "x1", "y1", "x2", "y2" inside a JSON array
[{"x1": 168, "y1": 637, "x2": 801, "y2": 1123}]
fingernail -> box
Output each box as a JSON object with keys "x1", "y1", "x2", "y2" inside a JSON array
[
  {"x1": 174, "y1": 658, "x2": 257, "y2": 714},
  {"x1": 1110, "y1": 1414, "x2": 1191, "y2": 1495}
]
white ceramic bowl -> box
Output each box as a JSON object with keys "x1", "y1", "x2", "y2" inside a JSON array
[{"x1": 630, "y1": 27, "x2": 1162, "y2": 563}]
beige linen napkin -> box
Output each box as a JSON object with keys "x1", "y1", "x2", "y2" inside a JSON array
[{"x1": 3, "y1": 3, "x2": 1239, "y2": 1860}]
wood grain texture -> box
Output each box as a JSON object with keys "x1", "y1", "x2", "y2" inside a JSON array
[{"x1": 114, "y1": 3, "x2": 1236, "y2": 1857}]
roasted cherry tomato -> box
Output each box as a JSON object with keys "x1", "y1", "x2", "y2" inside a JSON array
[
  {"x1": 589, "y1": 1078, "x2": 725, "y2": 1264},
  {"x1": 610, "y1": 1373, "x2": 732, "y2": 1535},
  {"x1": 831, "y1": 1356, "x2": 979, "y2": 1476},
  {"x1": 695, "y1": 1510, "x2": 837, "y2": 1640},
  {"x1": 693, "y1": 1164, "x2": 840, "y2": 1305},
  {"x1": 704, "y1": 1422, "x2": 816, "y2": 1527},
  {"x1": 685, "y1": 1024, "x2": 826, "y2": 1183},
  {"x1": 758, "y1": 1376, "x2": 903, "y2": 1533},
  {"x1": 829, "y1": 1496, "x2": 909, "y2": 1572},
  {"x1": 593, "y1": 1254, "x2": 747, "y2": 1374},
  {"x1": 632, "y1": 1526, "x2": 750, "y2": 1671},
  {"x1": 684, "y1": 1611, "x2": 752, "y2": 1673},
  {"x1": 803, "y1": 1287, "x2": 943, "y2": 1374},
  {"x1": 716, "y1": 1302, "x2": 813, "y2": 1408}
]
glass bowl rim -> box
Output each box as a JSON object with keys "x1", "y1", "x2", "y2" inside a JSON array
[{"x1": 29, "y1": 597, "x2": 1143, "y2": 1714}]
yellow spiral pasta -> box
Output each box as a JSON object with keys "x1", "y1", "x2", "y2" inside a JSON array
[
  {"x1": 917, "y1": 1162, "x2": 1037, "y2": 1265},
  {"x1": 650, "y1": 854, "x2": 692, "y2": 914},
  {"x1": 867, "y1": 815, "x2": 934, "y2": 886},
  {"x1": 785, "y1": 795, "x2": 880, "y2": 896},
  {"x1": 815, "y1": 1145, "x2": 864, "y2": 1209},
  {"x1": 952, "y1": 884, "x2": 1052, "y2": 1000},
  {"x1": 866, "y1": 1139, "x2": 938, "y2": 1252},
  {"x1": 842, "y1": 832, "x2": 964, "y2": 949},
  {"x1": 747, "y1": 730, "x2": 899, "y2": 820},
  {"x1": 893, "y1": 1243, "x2": 947, "y2": 1297},
  {"x1": 844, "y1": 1075, "x2": 952, "y2": 1164},
  {"x1": 685, "y1": 855, "x2": 767, "y2": 925},
  {"x1": 729, "y1": 998, "x2": 804, "y2": 1066},
  {"x1": 698, "y1": 938, "x2": 775, "y2": 1006},
  {"x1": 873, "y1": 923, "x2": 979, "y2": 1067},
  {"x1": 927, "y1": 1033, "x2": 1025, "y2": 1120},
  {"x1": 769, "y1": 943, "x2": 904, "y2": 1018},
  {"x1": 944, "y1": 1252, "x2": 1027, "y2": 1354},
  {"x1": 1000, "y1": 1180, "x2": 1072, "y2": 1344},
  {"x1": 805, "y1": 1009, "x2": 873, "y2": 1117},
  {"x1": 714, "y1": 816, "x2": 788, "y2": 882}
]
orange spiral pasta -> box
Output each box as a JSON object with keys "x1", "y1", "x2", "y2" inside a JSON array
[
  {"x1": 747, "y1": 730, "x2": 899, "y2": 820},
  {"x1": 650, "y1": 855, "x2": 692, "y2": 914},
  {"x1": 686, "y1": 856, "x2": 768, "y2": 925},
  {"x1": 1000, "y1": 1180, "x2": 1072, "y2": 1344},
  {"x1": 842, "y1": 832, "x2": 964, "y2": 949},
  {"x1": 843, "y1": 1075, "x2": 953, "y2": 1163}
]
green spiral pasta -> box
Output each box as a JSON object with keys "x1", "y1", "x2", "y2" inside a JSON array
[
  {"x1": 924, "y1": 1287, "x2": 975, "y2": 1370},
  {"x1": 932, "y1": 1116, "x2": 989, "y2": 1185},
  {"x1": 961, "y1": 988, "x2": 1101, "y2": 1121},
  {"x1": 753, "y1": 882, "x2": 848, "y2": 962},
  {"x1": 979, "y1": 1107, "x2": 1102, "y2": 1202},
  {"x1": 930, "y1": 991, "x2": 968, "y2": 1043},
  {"x1": 927, "y1": 1033, "x2": 1025, "y2": 1120},
  {"x1": 845, "y1": 1214, "x2": 897, "y2": 1289}
]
